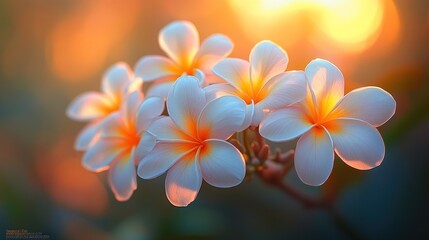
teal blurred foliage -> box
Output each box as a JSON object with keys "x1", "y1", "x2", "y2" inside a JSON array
[{"x1": 1, "y1": 0, "x2": 429, "y2": 239}]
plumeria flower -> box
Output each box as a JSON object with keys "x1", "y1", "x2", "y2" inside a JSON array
[
  {"x1": 83, "y1": 90, "x2": 164, "y2": 201},
  {"x1": 134, "y1": 20, "x2": 233, "y2": 98},
  {"x1": 67, "y1": 62, "x2": 141, "y2": 150},
  {"x1": 260, "y1": 59, "x2": 396, "y2": 186},
  {"x1": 208, "y1": 40, "x2": 307, "y2": 129},
  {"x1": 138, "y1": 76, "x2": 247, "y2": 207}
]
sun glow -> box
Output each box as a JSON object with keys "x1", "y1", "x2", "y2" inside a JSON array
[{"x1": 229, "y1": 0, "x2": 397, "y2": 54}]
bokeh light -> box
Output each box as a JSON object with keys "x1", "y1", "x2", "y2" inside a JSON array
[
  {"x1": 1, "y1": 0, "x2": 428, "y2": 239},
  {"x1": 229, "y1": 0, "x2": 399, "y2": 54},
  {"x1": 46, "y1": 0, "x2": 143, "y2": 82}
]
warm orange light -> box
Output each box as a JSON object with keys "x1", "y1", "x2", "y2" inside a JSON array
[
  {"x1": 312, "y1": 0, "x2": 384, "y2": 53},
  {"x1": 228, "y1": 0, "x2": 304, "y2": 46},
  {"x1": 36, "y1": 139, "x2": 108, "y2": 216},
  {"x1": 230, "y1": 0, "x2": 293, "y2": 16},
  {"x1": 229, "y1": 0, "x2": 395, "y2": 54},
  {"x1": 47, "y1": 0, "x2": 142, "y2": 82}
]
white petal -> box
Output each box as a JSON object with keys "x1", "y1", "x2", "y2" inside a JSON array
[
  {"x1": 204, "y1": 83, "x2": 238, "y2": 102},
  {"x1": 305, "y1": 59, "x2": 344, "y2": 114},
  {"x1": 194, "y1": 34, "x2": 233, "y2": 73},
  {"x1": 295, "y1": 127, "x2": 334, "y2": 186},
  {"x1": 250, "y1": 102, "x2": 266, "y2": 127},
  {"x1": 100, "y1": 112, "x2": 125, "y2": 137},
  {"x1": 199, "y1": 140, "x2": 245, "y2": 188},
  {"x1": 147, "y1": 81, "x2": 175, "y2": 98},
  {"x1": 326, "y1": 119, "x2": 385, "y2": 170},
  {"x1": 136, "y1": 97, "x2": 165, "y2": 133},
  {"x1": 134, "y1": 55, "x2": 179, "y2": 82},
  {"x1": 197, "y1": 96, "x2": 246, "y2": 140},
  {"x1": 204, "y1": 73, "x2": 227, "y2": 85},
  {"x1": 241, "y1": 102, "x2": 255, "y2": 131},
  {"x1": 148, "y1": 117, "x2": 194, "y2": 141},
  {"x1": 258, "y1": 71, "x2": 307, "y2": 110},
  {"x1": 138, "y1": 142, "x2": 197, "y2": 179},
  {"x1": 250, "y1": 40, "x2": 288, "y2": 86},
  {"x1": 330, "y1": 87, "x2": 396, "y2": 127},
  {"x1": 121, "y1": 91, "x2": 143, "y2": 129},
  {"x1": 102, "y1": 62, "x2": 133, "y2": 99},
  {"x1": 165, "y1": 151, "x2": 202, "y2": 207},
  {"x1": 82, "y1": 137, "x2": 127, "y2": 172},
  {"x1": 260, "y1": 107, "x2": 313, "y2": 142},
  {"x1": 74, "y1": 120, "x2": 102, "y2": 150},
  {"x1": 124, "y1": 78, "x2": 143, "y2": 95},
  {"x1": 167, "y1": 76, "x2": 206, "y2": 137},
  {"x1": 194, "y1": 69, "x2": 206, "y2": 87},
  {"x1": 212, "y1": 58, "x2": 251, "y2": 92},
  {"x1": 66, "y1": 92, "x2": 112, "y2": 121},
  {"x1": 159, "y1": 21, "x2": 199, "y2": 67},
  {"x1": 108, "y1": 149, "x2": 137, "y2": 201},
  {"x1": 135, "y1": 131, "x2": 157, "y2": 162}
]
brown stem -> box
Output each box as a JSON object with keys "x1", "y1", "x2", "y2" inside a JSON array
[
  {"x1": 247, "y1": 128, "x2": 362, "y2": 239},
  {"x1": 259, "y1": 174, "x2": 363, "y2": 240},
  {"x1": 242, "y1": 128, "x2": 253, "y2": 160},
  {"x1": 271, "y1": 179, "x2": 328, "y2": 208}
]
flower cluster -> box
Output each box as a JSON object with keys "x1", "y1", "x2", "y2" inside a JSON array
[{"x1": 67, "y1": 21, "x2": 396, "y2": 207}]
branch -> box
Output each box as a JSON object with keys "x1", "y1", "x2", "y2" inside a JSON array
[{"x1": 258, "y1": 171, "x2": 363, "y2": 240}]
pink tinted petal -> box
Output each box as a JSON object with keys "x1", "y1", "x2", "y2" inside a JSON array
[
  {"x1": 326, "y1": 119, "x2": 385, "y2": 170},
  {"x1": 159, "y1": 21, "x2": 199, "y2": 67},
  {"x1": 138, "y1": 142, "x2": 196, "y2": 179},
  {"x1": 82, "y1": 137, "x2": 127, "y2": 172},
  {"x1": 67, "y1": 92, "x2": 112, "y2": 121},
  {"x1": 74, "y1": 120, "x2": 102, "y2": 150},
  {"x1": 136, "y1": 97, "x2": 165, "y2": 133},
  {"x1": 295, "y1": 127, "x2": 334, "y2": 186},
  {"x1": 212, "y1": 58, "x2": 251, "y2": 92},
  {"x1": 250, "y1": 40, "x2": 288, "y2": 86},
  {"x1": 167, "y1": 76, "x2": 206, "y2": 137},
  {"x1": 108, "y1": 149, "x2": 137, "y2": 201},
  {"x1": 194, "y1": 34, "x2": 233, "y2": 72},
  {"x1": 259, "y1": 71, "x2": 307, "y2": 110},
  {"x1": 134, "y1": 55, "x2": 179, "y2": 82},
  {"x1": 148, "y1": 117, "x2": 194, "y2": 141},
  {"x1": 165, "y1": 151, "x2": 202, "y2": 207},
  {"x1": 260, "y1": 107, "x2": 313, "y2": 142},
  {"x1": 330, "y1": 87, "x2": 396, "y2": 127},
  {"x1": 204, "y1": 83, "x2": 238, "y2": 102},
  {"x1": 205, "y1": 73, "x2": 227, "y2": 85},
  {"x1": 147, "y1": 81, "x2": 175, "y2": 98},
  {"x1": 135, "y1": 131, "x2": 157, "y2": 162},
  {"x1": 102, "y1": 62, "x2": 133, "y2": 99},
  {"x1": 199, "y1": 140, "x2": 245, "y2": 188},
  {"x1": 197, "y1": 96, "x2": 246, "y2": 139},
  {"x1": 305, "y1": 59, "x2": 344, "y2": 113}
]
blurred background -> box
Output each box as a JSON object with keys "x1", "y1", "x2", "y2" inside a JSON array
[{"x1": 0, "y1": 0, "x2": 428, "y2": 239}]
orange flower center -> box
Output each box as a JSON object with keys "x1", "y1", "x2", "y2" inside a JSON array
[
  {"x1": 238, "y1": 77, "x2": 269, "y2": 104},
  {"x1": 304, "y1": 91, "x2": 341, "y2": 126}
]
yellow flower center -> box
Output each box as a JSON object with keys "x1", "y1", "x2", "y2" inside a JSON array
[{"x1": 238, "y1": 77, "x2": 269, "y2": 104}]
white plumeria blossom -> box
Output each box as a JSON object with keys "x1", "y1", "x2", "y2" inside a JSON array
[
  {"x1": 137, "y1": 76, "x2": 247, "y2": 207},
  {"x1": 260, "y1": 59, "x2": 396, "y2": 186},
  {"x1": 67, "y1": 62, "x2": 141, "y2": 150},
  {"x1": 134, "y1": 20, "x2": 233, "y2": 98},
  {"x1": 83, "y1": 90, "x2": 164, "y2": 201},
  {"x1": 209, "y1": 40, "x2": 307, "y2": 129}
]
